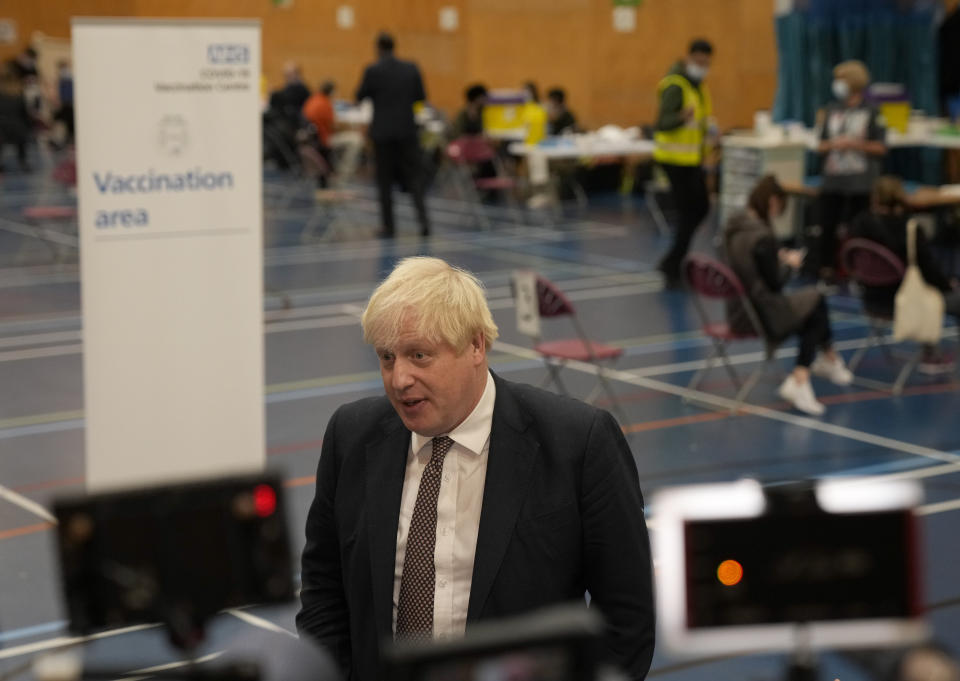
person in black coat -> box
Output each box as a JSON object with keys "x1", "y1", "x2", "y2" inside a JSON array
[
  {"x1": 0, "y1": 68, "x2": 31, "y2": 171},
  {"x1": 296, "y1": 256, "x2": 655, "y2": 681},
  {"x1": 356, "y1": 33, "x2": 431, "y2": 238}
]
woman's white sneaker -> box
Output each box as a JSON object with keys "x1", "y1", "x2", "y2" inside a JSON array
[
  {"x1": 811, "y1": 354, "x2": 853, "y2": 386},
  {"x1": 778, "y1": 375, "x2": 826, "y2": 416}
]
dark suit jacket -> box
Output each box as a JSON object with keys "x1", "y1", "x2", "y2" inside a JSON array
[
  {"x1": 296, "y1": 373, "x2": 655, "y2": 681},
  {"x1": 355, "y1": 56, "x2": 426, "y2": 142}
]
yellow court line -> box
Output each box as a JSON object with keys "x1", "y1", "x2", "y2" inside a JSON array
[{"x1": 0, "y1": 409, "x2": 84, "y2": 430}]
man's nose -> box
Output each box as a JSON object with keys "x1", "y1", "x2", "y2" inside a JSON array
[{"x1": 391, "y1": 358, "x2": 415, "y2": 391}]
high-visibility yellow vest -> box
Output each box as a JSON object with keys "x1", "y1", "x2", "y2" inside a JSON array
[
  {"x1": 521, "y1": 102, "x2": 548, "y2": 145},
  {"x1": 653, "y1": 73, "x2": 712, "y2": 166}
]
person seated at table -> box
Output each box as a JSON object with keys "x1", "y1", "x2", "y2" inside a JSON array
[
  {"x1": 546, "y1": 88, "x2": 578, "y2": 136},
  {"x1": 725, "y1": 175, "x2": 853, "y2": 416},
  {"x1": 451, "y1": 83, "x2": 487, "y2": 138},
  {"x1": 302, "y1": 80, "x2": 337, "y2": 180},
  {"x1": 521, "y1": 81, "x2": 548, "y2": 144},
  {"x1": 849, "y1": 176, "x2": 960, "y2": 373},
  {"x1": 816, "y1": 59, "x2": 887, "y2": 281}
]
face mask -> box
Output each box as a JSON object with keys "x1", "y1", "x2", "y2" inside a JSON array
[
  {"x1": 832, "y1": 79, "x2": 850, "y2": 101},
  {"x1": 687, "y1": 62, "x2": 709, "y2": 81}
]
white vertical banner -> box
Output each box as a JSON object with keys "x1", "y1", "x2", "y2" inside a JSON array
[
  {"x1": 511, "y1": 270, "x2": 541, "y2": 340},
  {"x1": 73, "y1": 19, "x2": 264, "y2": 491}
]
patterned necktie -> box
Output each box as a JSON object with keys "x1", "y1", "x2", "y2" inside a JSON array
[{"x1": 396, "y1": 435, "x2": 453, "y2": 641}]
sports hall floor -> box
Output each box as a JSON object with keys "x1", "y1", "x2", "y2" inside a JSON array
[{"x1": 1, "y1": 150, "x2": 959, "y2": 681}]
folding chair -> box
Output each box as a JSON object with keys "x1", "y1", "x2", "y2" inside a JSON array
[
  {"x1": 682, "y1": 253, "x2": 781, "y2": 411},
  {"x1": 446, "y1": 136, "x2": 520, "y2": 229},
  {"x1": 21, "y1": 154, "x2": 78, "y2": 263},
  {"x1": 512, "y1": 271, "x2": 625, "y2": 419},
  {"x1": 644, "y1": 164, "x2": 673, "y2": 239},
  {"x1": 841, "y1": 238, "x2": 923, "y2": 395}
]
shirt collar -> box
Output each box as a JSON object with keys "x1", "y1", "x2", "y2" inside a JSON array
[{"x1": 411, "y1": 371, "x2": 495, "y2": 457}]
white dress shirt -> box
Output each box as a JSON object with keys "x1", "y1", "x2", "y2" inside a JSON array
[{"x1": 392, "y1": 371, "x2": 496, "y2": 639}]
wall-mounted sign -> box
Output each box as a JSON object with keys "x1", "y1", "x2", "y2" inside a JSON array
[
  {"x1": 336, "y1": 5, "x2": 355, "y2": 29},
  {"x1": 0, "y1": 20, "x2": 17, "y2": 45},
  {"x1": 439, "y1": 7, "x2": 459, "y2": 32},
  {"x1": 612, "y1": 6, "x2": 637, "y2": 32}
]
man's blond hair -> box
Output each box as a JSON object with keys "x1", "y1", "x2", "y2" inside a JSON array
[{"x1": 361, "y1": 257, "x2": 499, "y2": 352}]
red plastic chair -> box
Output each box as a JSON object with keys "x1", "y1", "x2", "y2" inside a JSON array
[
  {"x1": 841, "y1": 238, "x2": 921, "y2": 395},
  {"x1": 446, "y1": 136, "x2": 519, "y2": 229},
  {"x1": 21, "y1": 153, "x2": 78, "y2": 262},
  {"x1": 682, "y1": 253, "x2": 780, "y2": 410},
  {"x1": 517, "y1": 274, "x2": 625, "y2": 418}
]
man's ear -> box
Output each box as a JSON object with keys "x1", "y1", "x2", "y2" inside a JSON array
[{"x1": 471, "y1": 333, "x2": 486, "y2": 360}]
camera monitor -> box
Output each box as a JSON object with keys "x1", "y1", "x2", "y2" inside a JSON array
[
  {"x1": 653, "y1": 478, "x2": 928, "y2": 656},
  {"x1": 54, "y1": 474, "x2": 294, "y2": 639},
  {"x1": 385, "y1": 605, "x2": 602, "y2": 681}
]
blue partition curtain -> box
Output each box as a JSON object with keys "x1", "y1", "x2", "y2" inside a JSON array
[
  {"x1": 773, "y1": 0, "x2": 943, "y2": 184},
  {"x1": 774, "y1": 0, "x2": 941, "y2": 126}
]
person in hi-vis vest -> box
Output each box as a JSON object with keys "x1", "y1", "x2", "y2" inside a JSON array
[{"x1": 653, "y1": 39, "x2": 714, "y2": 289}]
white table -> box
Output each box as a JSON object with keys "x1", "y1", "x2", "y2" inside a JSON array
[
  {"x1": 334, "y1": 104, "x2": 437, "y2": 128},
  {"x1": 486, "y1": 128, "x2": 527, "y2": 142},
  {"x1": 507, "y1": 138, "x2": 655, "y2": 160},
  {"x1": 736, "y1": 126, "x2": 960, "y2": 151}
]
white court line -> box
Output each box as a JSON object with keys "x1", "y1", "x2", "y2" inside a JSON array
[
  {"x1": 875, "y1": 462, "x2": 960, "y2": 483},
  {"x1": 0, "y1": 279, "x2": 662, "y2": 358},
  {"x1": 917, "y1": 497, "x2": 960, "y2": 516},
  {"x1": 0, "y1": 483, "x2": 57, "y2": 523},
  {"x1": 0, "y1": 330, "x2": 81, "y2": 349},
  {"x1": 626, "y1": 328, "x2": 959, "y2": 378},
  {"x1": 226, "y1": 609, "x2": 296, "y2": 637},
  {"x1": 115, "y1": 651, "x2": 225, "y2": 681},
  {"x1": 0, "y1": 344, "x2": 83, "y2": 363},
  {"x1": 492, "y1": 339, "x2": 960, "y2": 466},
  {"x1": 0, "y1": 624, "x2": 160, "y2": 661}
]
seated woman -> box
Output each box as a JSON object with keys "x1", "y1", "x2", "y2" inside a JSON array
[
  {"x1": 849, "y1": 176, "x2": 960, "y2": 372},
  {"x1": 724, "y1": 175, "x2": 852, "y2": 415}
]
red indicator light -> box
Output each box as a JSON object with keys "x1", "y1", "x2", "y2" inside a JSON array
[
  {"x1": 253, "y1": 484, "x2": 277, "y2": 517},
  {"x1": 717, "y1": 559, "x2": 744, "y2": 586}
]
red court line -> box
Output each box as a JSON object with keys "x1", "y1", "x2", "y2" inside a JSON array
[
  {"x1": 621, "y1": 411, "x2": 732, "y2": 434},
  {"x1": 284, "y1": 475, "x2": 317, "y2": 489},
  {"x1": 0, "y1": 522, "x2": 54, "y2": 541},
  {"x1": 12, "y1": 476, "x2": 84, "y2": 494},
  {"x1": 268, "y1": 439, "x2": 324, "y2": 457}
]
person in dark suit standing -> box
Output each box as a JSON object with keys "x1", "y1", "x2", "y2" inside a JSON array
[
  {"x1": 296, "y1": 256, "x2": 655, "y2": 681},
  {"x1": 356, "y1": 33, "x2": 431, "y2": 238}
]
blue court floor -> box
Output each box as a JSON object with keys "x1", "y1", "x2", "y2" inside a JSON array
[{"x1": 1, "y1": 145, "x2": 959, "y2": 681}]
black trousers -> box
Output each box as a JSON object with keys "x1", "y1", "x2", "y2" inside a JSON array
[
  {"x1": 374, "y1": 137, "x2": 430, "y2": 236},
  {"x1": 796, "y1": 295, "x2": 832, "y2": 367},
  {"x1": 817, "y1": 191, "x2": 869, "y2": 272},
  {"x1": 658, "y1": 163, "x2": 710, "y2": 278}
]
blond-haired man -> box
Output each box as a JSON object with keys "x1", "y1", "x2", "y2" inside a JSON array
[{"x1": 297, "y1": 257, "x2": 654, "y2": 681}]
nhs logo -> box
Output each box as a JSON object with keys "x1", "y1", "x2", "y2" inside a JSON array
[{"x1": 207, "y1": 44, "x2": 250, "y2": 64}]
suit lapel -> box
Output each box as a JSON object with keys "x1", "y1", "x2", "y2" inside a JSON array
[
  {"x1": 365, "y1": 415, "x2": 410, "y2": 639},
  {"x1": 467, "y1": 376, "x2": 539, "y2": 622}
]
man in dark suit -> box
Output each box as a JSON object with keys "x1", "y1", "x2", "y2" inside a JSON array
[
  {"x1": 356, "y1": 33, "x2": 431, "y2": 238},
  {"x1": 296, "y1": 257, "x2": 655, "y2": 681}
]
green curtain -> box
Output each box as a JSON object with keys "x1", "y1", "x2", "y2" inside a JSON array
[
  {"x1": 773, "y1": 0, "x2": 942, "y2": 183},
  {"x1": 774, "y1": 0, "x2": 940, "y2": 125}
]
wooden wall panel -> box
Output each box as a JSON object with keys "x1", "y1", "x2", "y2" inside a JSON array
[{"x1": 1, "y1": 0, "x2": 778, "y2": 129}]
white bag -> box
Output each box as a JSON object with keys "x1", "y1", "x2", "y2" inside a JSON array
[{"x1": 893, "y1": 218, "x2": 945, "y2": 344}]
